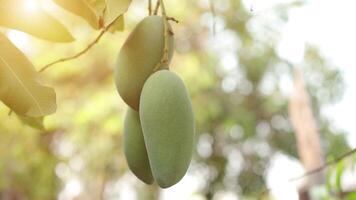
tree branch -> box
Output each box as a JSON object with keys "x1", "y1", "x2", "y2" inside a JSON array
[
  {"x1": 166, "y1": 17, "x2": 179, "y2": 24},
  {"x1": 153, "y1": 0, "x2": 170, "y2": 71},
  {"x1": 258, "y1": 148, "x2": 356, "y2": 199},
  {"x1": 154, "y1": 0, "x2": 160, "y2": 15},
  {"x1": 39, "y1": 15, "x2": 122, "y2": 73},
  {"x1": 289, "y1": 148, "x2": 356, "y2": 181},
  {"x1": 148, "y1": 0, "x2": 152, "y2": 15}
]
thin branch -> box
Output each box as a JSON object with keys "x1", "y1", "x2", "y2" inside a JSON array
[
  {"x1": 259, "y1": 148, "x2": 356, "y2": 198},
  {"x1": 154, "y1": 0, "x2": 160, "y2": 15},
  {"x1": 290, "y1": 148, "x2": 356, "y2": 181},
  {"x1": 153, "y1": 0, "x2": 170, "y2": 71},
  {"x1": 166, "y1": 17, "x2": 179, "y2": 23},
  {"x1": 39, "y1": 15, "x2": 122, "y2": 73},
  {"x1": 148, "y1": 0, "x2": 152, "y2": 15},
  {"x1": 99, "y1": 4, "x2": 108, "y2": 28}
]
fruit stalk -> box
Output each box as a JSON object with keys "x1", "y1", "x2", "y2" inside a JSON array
[
  {"x1": 148, "y1": 0, "x2": 152, "y2": 15},
  {"x1": 153, "y1": 0, "x2": 171, "y2": 71}
]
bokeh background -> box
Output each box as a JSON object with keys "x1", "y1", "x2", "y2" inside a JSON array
[{"x1": 1, "y1": 0, "x2": 355, "y2": 199}]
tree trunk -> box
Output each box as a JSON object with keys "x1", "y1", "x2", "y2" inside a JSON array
[{"x1": 289, "y1": 69, "x2": 325, "y2": 199}]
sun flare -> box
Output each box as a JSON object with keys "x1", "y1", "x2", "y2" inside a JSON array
[
  {"x1": 23, "y1": 0, "x2": 41, "y2": 12},
  {"x1": 7, "y1": 30, "x2": 30, "y2": 53}
]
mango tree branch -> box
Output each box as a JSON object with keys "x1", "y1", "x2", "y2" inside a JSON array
[
  {"x1": 154, "y1": 0, "x2": 160, "y2": 15},
  {"x1": 258, "y1": 148, "x2": 356, "y2": 199},
  {"x1": 149, "y1": 0, "x2": 152, "y2": 15},
  {"x1": 39, "y1": 15, "x2": 122, "y2": 73},
  {"x1": 289, "y1": 148, "x2": 356, "y2": 181},
  {"x1": 166, "y1": 17, "x2": 179, "y2": 24},
  {"x1": 153, "y1": 0, "x2": 170, "y2": 71}
]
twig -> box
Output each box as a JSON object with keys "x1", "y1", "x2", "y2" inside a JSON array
[
  {"x1": 166, "y1": 17, "x2": 179, "y2": 23},
  {"x1": 289, "y1": 148, "x2": 356, "y2": 181},
  {"x1": 39, "y1": 15, "x2": 122, "y2": 73},
  {"x1": 153, "y1": 0, "x2": 170, "y2": 71},
  {"x1": 98, "y1": 4, "x2": 108, "y2": 28},
  {"x1": 148, "y1": 0, "x2": 152, "y2": 15},
  {"x1": 154, "y1": 0, "x2": 160, "y2": 15}
]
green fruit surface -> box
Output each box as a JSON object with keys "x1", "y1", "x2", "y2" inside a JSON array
[
  {"x1": 115, "y1": 16, "x2": 174, "y2": 110},
  {"x1": 123, "y1": 108, "x2": 154, "y2": 184},
  {"x1": 140, "y1": 70, "x2": 195, "y2": 188}
]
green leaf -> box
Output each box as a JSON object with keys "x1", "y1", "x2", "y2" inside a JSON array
[
  {"x1": 85, "y1": 0, "x2": 128, "y2": 31},
  {"x1": 325, "y1": 168, "x2": 333, "y2": 194},
  {"x1": 108, "y1": 15, "x2": 125, "y2": 33},
  {"x1": 335, "y1": 160, "x2": 344, "y2": 192},
  {"x1": 0, "y1": 0, "x2": 74, "y2": 43},
  {"x1": 346, "y1": 192, "x2": 356, "y2": 200},
  {"x1": 53, "y1": 0, "x2": 99, "y2": 29},
  {"x1": 17, "y1": 115, "x2": 45, "y2": 130},
  {"x1": 0, "y1": 33, "x2": 57, "y2": 117},
  {"x1": 105, "y1": 0, "x2": 131, "y2": 25},
  {"x1": 86, "y1": 0, "x2": 106, "y2": 14}
]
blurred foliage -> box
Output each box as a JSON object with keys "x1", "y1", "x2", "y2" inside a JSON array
[
  {"x1": 0, "y1": 0, "x2": 352, "y2": 199},
  {"x1": 323, "y1": 154, "x2": 356, "y2": 199}
]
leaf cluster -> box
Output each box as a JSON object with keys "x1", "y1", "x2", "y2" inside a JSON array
[{"x1": 0, "y1": 0, "x2": 132, "y2": 128}]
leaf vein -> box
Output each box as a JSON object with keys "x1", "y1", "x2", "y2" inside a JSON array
[{"x1": 0, "y1": 56, "x2": 44, "y2": 115}]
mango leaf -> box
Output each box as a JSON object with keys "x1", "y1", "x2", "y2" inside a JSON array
[
  {"x1": 335, "y1": 160, "x2": 344, "y2": 192},
  {"x1": 105, "y1": 0, "x2": 131, "y2": 25},
  {"x1": 108, "y1": 15, "x2": 125, "y2": 33},
  {"x1": 346, "y1": 192, "x2": 356, "y2": 200},
  {"x1": 325, "y1": 168, "x2": 333, "y2": 194},
  {"x1": 86, "y1": 0, "x2": 106, "y2": 14},
  {"x1": 53, "y1": 0, "x2": 99, "y2": 29},
  {"x1": 85, "y1": 0, "x2": 128, "y2": 31},
  {"x1": 0, "y1": 33, "x2": 57, "y2": 117},
  {"x1": 17, "y1": 115, "x2": 45, "y2": 130},
  {"x1": 85, "y1": 0, "x2": 106, "y2": 28},
  {"x1": 0, "y1": 0, "x2": 74, "y2": 43}
]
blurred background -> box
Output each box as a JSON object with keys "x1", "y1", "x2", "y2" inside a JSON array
[{"x1": 1, "y1": 0, "x2": 355, "y2": 199}]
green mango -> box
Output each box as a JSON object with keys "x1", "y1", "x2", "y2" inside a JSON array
[
  {"x1": 115, "y1": 16, "x2": 174, "y2": 110},
  {"x1": 140, "y1": 70, "x2": 195, "y2": 188},
  {"x1": 123, "y1": 108, "x2": 154, "y2": 184}
]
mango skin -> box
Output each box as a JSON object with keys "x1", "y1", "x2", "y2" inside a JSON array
[
  {"x1": 123, "y1": 108, "x2": 154, "y2": 184},
  {"x1": 115, "y1": 16, "x2": 174, "y2": 110},
  {"x1": 139, "y1": 70, "x2": 195, "y2": 188}
]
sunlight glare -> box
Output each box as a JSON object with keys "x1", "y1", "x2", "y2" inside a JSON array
[
  {"x1": 267, "y1": 153, "x2": 304, "y2": 200},
  {"x1": 7, "y1": 30, "x2": 30, "y2": 52},
  {"x1": 23, "y1": 0, "x2": 41, "y2": 12}
]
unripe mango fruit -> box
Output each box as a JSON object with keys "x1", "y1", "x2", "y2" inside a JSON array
[
  {"x1": 140, "y1": 70, "x2": 195, "y2": 188},
  {"x1": 123, "y1": 108, "x2": 154, "y2": 184},
  {"x1": 115, "y1": 16, "x2": 174, "y2": 110}
]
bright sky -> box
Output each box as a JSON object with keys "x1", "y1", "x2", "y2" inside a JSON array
[
  {"x1": 247, "y1": 0, "x2": 356, "y2": 199},
  {"x1": 274, "y1": 0, "x2": 356, "y2": 148}
]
